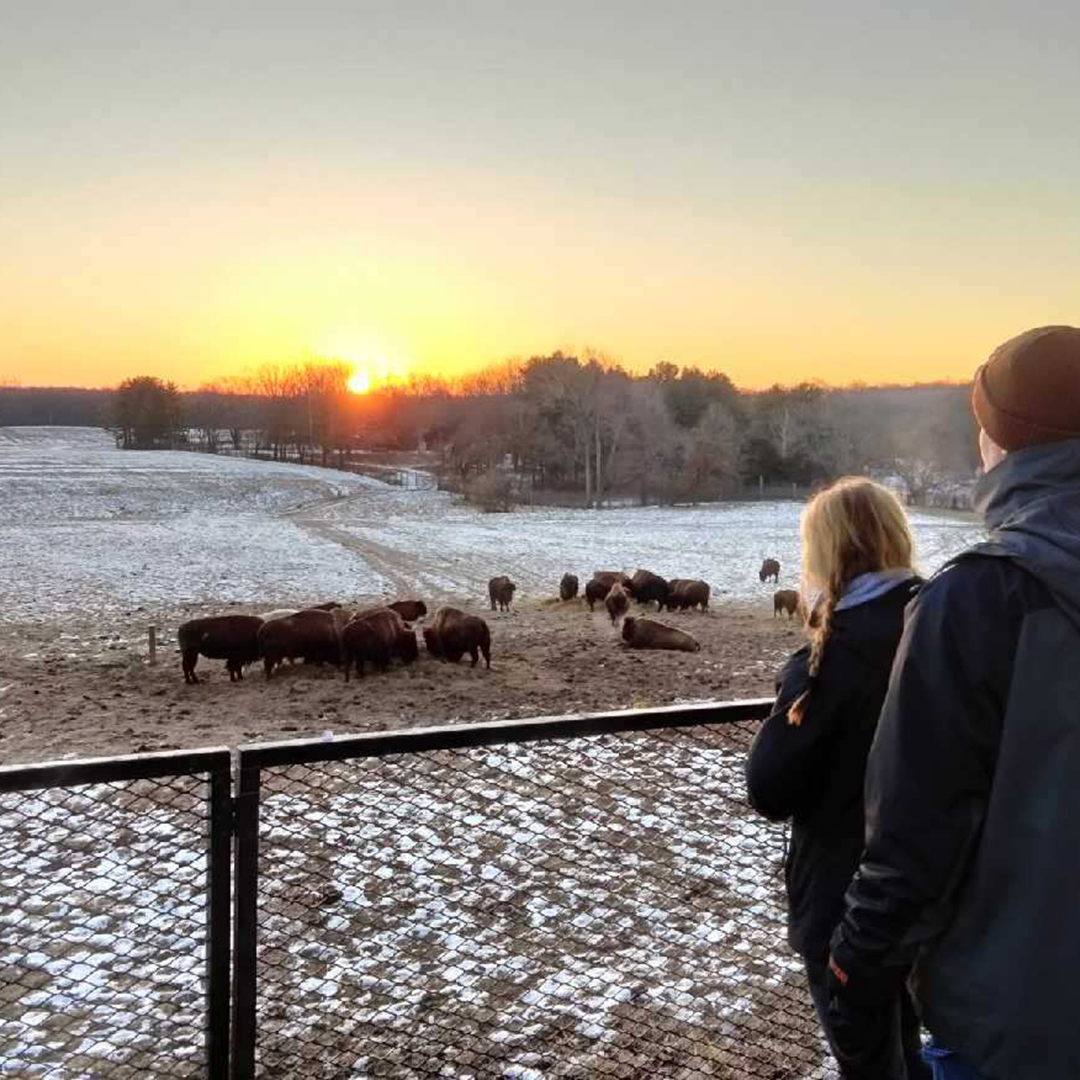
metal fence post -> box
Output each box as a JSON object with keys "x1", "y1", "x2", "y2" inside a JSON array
[
  {"x1": 231, "y1": 763, "x2": 261, "y2": 1080},
  {"x1": 206, "y1": 761, "x2": 232, "y2": 1079}
]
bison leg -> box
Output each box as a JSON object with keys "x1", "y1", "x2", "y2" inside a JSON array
[
  {"x1": 469, "y1": 646, "x2": 479, "y2": 667},
  {"x1": 263, "y1": 657, "x2": 275, "y2": 680},
  {"x1": 481, "y1": 643, "x2": 491, "y2": 669},
  {"x1": 182, "y1": 650, "x2": 199, "y2": 684}
]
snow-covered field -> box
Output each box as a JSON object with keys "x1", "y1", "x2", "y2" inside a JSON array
[
  {"x1": 0, "y1": 427, "x2": 388, "y2": 620},
  {"x1": 0, "y1": 426, "x2": 984, "y2": 624}
]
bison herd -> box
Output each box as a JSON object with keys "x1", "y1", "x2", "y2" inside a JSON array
[
  {"x1": 178, "y1": 600, "x2": 486, "y2": 685},
  {"x1": 178, "y1": 558, "x2": 796, "y2": 683}
]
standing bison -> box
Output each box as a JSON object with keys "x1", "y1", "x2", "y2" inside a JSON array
[
  {"x1": 258, "y1": 608, "x2": 349, "y2": 679},
  {"x1": 343, "y1": 608, "x2": 418, "y2": 680},
  {"x1": 178, "y1": 615, "x2": 264, "y2": 684},
  {"x1": 425, "y1": 607, "x2": 491, "y2": 668},
  {"x1": 559, "y1": 573, "x2": 579, "y2": 601},
  {"x1": 759, "y1": 558, "x2": 781, "y2": 583},
  {"x1": 663, "y1": 579, "x2": 711, "y2": 612},
  {"x1": 605, "y1": 583, "x2": 630, "y2": 625},
  {"x1": 621, "y1": 617, "x2": 701, "y2": 653},
  {"x1": 773, "y1": 589, "x2": 801, "y2": 619},
  {"x1": 584, "y1": 578, "x2": 609, "y2": 611},
  {"x1": 584, "y1": 571, "x2": 632, "y2": 611},
  {"x1": 488, "y1": 576, "x2": 517, "y2": 612},
  {"x1": 388, "y1": 600, "x2": 427, "y2": 623},
  {"x1": 629, "y1": 569, "x2": 669, "y2": 610},
  {"x1": 593, "y1": 571, "x2": 633, "y2": 591}
]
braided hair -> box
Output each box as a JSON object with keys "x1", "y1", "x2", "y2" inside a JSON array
[{"x1": 785, "y1": 477, "x2": 914, "y2": 727}]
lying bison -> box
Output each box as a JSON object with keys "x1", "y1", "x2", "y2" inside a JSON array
[
  {"x1": 621, "y1": 616, "x2": 701, "y2": 653},
  {"x1": 388, "y1": 599, "x2": 427, "y2": 623},
  {"x1": 630, "y1": 569, "x2": 669, "y2": 610},
  {"x1": 605, "y1": 583, "x2": 630, "y2": 625},
  {"x1": 178, "y1": 614, "x2": 264, "y2": 684},
  {"x1": 773, "y1": 589, "x2": 801, "y2": 619},
  {"x1": 258, "y1": 608, "x2": 349, "y2": 679},
  {"x1": 425, "y1": 607, "x2": 491, "y2": 668},
  {"x1": 559, "y1": 573, "x2": 579, "y2": 601},
  {"x1": 759, "y1": 558, "x2": 781, "y2": 583},
  {"x1": 343, "y1": 608, "x2": 418, "y2": 680},
  {"x1": 663, "y1": 578, "x2": 711, "y2": 612},
  {"x1": 488, "y1": 575, "x2": 516, "y2": 612}
]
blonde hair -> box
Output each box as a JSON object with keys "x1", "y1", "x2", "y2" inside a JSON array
[{"x1": 787, "y1": 477, "x2": 914, "y2": 726}]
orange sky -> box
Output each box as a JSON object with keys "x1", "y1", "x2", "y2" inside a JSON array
[{"x1": 3, "y1": 5, "x2": 1077, "y2": 392}]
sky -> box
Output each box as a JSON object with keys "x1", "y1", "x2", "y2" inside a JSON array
[{"x1": 2, "y1": 0, "x2": 1078, "y2": 390}]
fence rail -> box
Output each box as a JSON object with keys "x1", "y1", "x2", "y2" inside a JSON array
[{"x1": 0, "y1": 699, "x2": 832, "y2": 1079}]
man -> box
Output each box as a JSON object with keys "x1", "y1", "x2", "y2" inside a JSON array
[{"x1": 827, "y1": 325, "x2": 1080, "y2": 1080}]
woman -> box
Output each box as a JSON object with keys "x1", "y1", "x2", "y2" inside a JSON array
[{"x1": 745, "y1": 477, "x2": 929, "y2": 1080}]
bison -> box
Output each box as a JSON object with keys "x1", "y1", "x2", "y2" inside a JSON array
[
  {"x1": 178, "y1": 614, "x2": 264, "y2": 684},
  {"x1": 605, "y1": 583, "x2": 630, "y2": 625},
  {"x1": 559, "y1": 573, "x2": 579, "y2": 601},
  {"x1": 426, "y1": 607, "x2": 492, "y2": 668},
  {"x1": 593, "y1": 571, "x2": 633, "y2": 591},
  {"x1": 488, "y1": 575, "x2": 517, "y2": 612},
  {"x1": 343, "y1": 608, "x2": 418, "y2": 680},
  {"x1": 759, "y1": 558, "x2": 781, "y2": 583},
  {"x1": 630, "y1": 569, "x2": 669, "y2": 610},
  {"x1": 388, "y1": 599, "x2": 428, "y2": 623},
  {"x1": 773, "y1": 589, "x2": 801, "y2": 619},
  {"x1": 585, "y1": 577, "x2": 610, "y2": 611},
  {"x1": 257, "y1": 608, "x2": 349, "y2": 679},
  {"x1": 663, "y1": 578, "x2": 711, "y2": 612},
  {"x1": 584, "y1": 571, "x2": 632, "y2": 611},
  {"x1": 621, "y1": 616, "x2": 701, "y2": 653}
]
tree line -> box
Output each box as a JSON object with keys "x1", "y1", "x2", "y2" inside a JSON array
[{"x1": 0, "y1": 355, "x2": 978, "y2": 506}]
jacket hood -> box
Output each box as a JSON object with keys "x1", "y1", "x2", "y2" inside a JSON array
[{"x1": 973, "y1": 438, "x2": 1080, "y2": 628}]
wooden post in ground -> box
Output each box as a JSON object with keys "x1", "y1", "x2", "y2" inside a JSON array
[{"x1": 148, "y1": 626, "x2": 158, "y2": 665}]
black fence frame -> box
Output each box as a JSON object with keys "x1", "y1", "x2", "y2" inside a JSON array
[{"x1": 2, "y1": 698, "x2": 777, "y2": 1079}]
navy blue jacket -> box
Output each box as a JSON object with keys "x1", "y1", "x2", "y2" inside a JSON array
[{"x1": 746, "y1": 577, "x2": 920, "y2": 960}]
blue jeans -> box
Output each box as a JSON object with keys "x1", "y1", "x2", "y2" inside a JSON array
[{"x1": 923, "y1": 1042, "x2": 988, "y2": 1079}]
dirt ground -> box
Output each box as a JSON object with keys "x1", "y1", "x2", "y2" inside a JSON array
[{"x1": 0, "y1": 599, "x2": 802, "y2": 767}]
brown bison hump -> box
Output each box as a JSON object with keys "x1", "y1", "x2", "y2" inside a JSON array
[{"x1": 432, "y1": 606, "x2": 466, "y2": 633}]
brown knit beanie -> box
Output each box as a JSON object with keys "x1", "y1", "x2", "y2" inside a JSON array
[{"x1": 972, "y1": 325, "x2": 1080, "y2": 452}]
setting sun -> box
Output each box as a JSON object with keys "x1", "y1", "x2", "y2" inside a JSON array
[{"x1": 347, "y1": 366, "x2": 371, "y2": 394}]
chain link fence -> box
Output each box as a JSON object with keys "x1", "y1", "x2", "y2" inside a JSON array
[
  {"x1": 238, "y1": 704, "x2": 828, "y2": 1079},
  {"x1": 1, "y1": 704, "x2": 834, "y2": 1079},
  {"x1": 0, "y1": 750, "x2": 231, "y2": 1079}
]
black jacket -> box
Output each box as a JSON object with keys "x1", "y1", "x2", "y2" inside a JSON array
[
  {"x1": 746, "y1": 577, "x2": 920, "y2": 960},
  {"x1": 831, "y1": 439, "x2": 1080, "y2": 1080}
]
